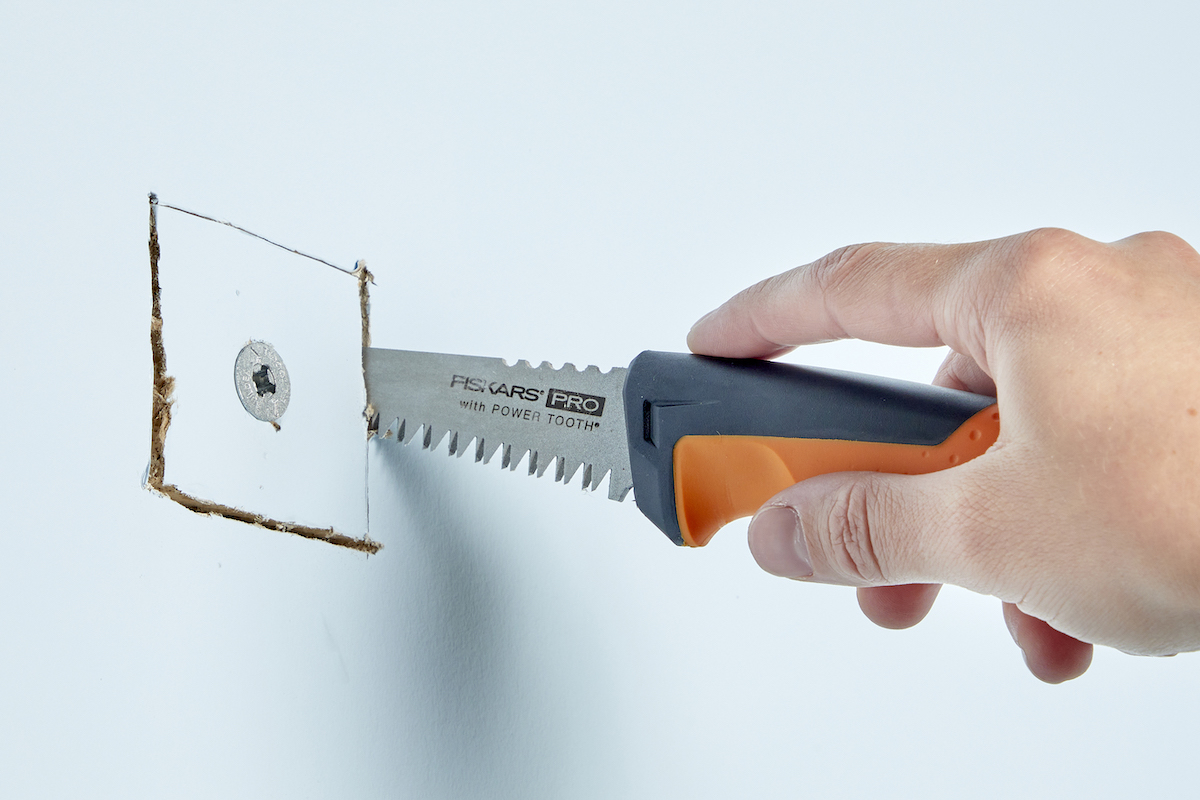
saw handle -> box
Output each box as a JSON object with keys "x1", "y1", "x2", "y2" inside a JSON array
[{"x1": 622, "y1": 352, "x2": 999, "y2": 547}]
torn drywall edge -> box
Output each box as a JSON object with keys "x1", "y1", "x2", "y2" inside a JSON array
[
  {"x1": 355, "y1": 258, "x2": 374, "y2": 543},
  {"x1": 156, "y1": 483, "x2": 381, "y2": 554},
  {"x1": 357, "y1": 258, "x2": 383, "y2": 438},
  {"x1": 147, "y1": 196, "x2": 172, "y2": 491},
  {"x1": 356, "y1": 259, "x2": 372, "y2": 350},
  {"x1": 145, "y1": 194, "x2": 382, "y2": 555}
]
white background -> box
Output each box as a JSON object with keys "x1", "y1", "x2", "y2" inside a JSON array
[{"x1": 3, "y1": 1, "x2": 1199, "y2": 797}]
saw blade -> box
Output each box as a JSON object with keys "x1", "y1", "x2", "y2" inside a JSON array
[{"x1": 364, "y1": 347, "x2": 633, "y2": 501}]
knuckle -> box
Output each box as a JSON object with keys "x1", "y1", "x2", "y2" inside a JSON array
[
  {"x1": 1007, "y1": 228, "x2": 1095, "y2": 287},
  {"x1": 1122, "y1": 230, "x2": 1200, "y2": 274},
  {"x1": 805, "y1": 243, "x2": 890, "y2": 339},
  {"x1": 991, "y1": 228, "x2": 1101, "y2": 328},
  {"x1": 1014, "y1": 226, "x2": 1088, "y2": 261},
  {"x1": 822, "y1": 479, "x2": 890, "y2": 584},
  {"x1": 736, "y1": 243, "x2": 887, "y2": 345},
  {"x1": 1124, "y1": 229, "x2": 1191, "y2": 253},
  {"x1": 809, "y1": 242, "x2": 886, "y2": 298},
  {"x1": 740, "y1": 271, "x2": 790, "y2": 307}
]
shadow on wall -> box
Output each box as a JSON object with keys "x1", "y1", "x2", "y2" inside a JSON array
[{"x1": 371, "y1": 438, "x2": 599, "y2": 799}]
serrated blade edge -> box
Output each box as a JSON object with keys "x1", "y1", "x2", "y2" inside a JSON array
[{"x1": 364, "y1": 348, "x2": 633, "y2": 501}]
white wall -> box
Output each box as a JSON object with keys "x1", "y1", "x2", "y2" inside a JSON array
[{"x1": 3, "y1": 2, "x2": 1199, "y2": 797}]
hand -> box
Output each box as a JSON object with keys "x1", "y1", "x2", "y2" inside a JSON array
[{"x1": 687, "y1": 229, "x2": 1200, "y2": 682}]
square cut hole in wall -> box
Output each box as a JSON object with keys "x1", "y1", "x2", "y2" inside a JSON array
[{"x1": 146, "y1": 197, "x2": 379, "y2": 553}]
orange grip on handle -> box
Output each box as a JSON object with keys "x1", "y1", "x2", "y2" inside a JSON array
[{"x1": 671, "y1": 404, "x2": 1000, "y2": 547}]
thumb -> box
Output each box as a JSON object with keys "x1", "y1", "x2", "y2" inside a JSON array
[{"x1": 747, "y1": 469, "x2": 970, "y2": 587}]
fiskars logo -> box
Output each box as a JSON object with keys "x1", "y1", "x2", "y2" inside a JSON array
[{"x1": 545, "y1": 388, "x2": 606, "y2": 417}]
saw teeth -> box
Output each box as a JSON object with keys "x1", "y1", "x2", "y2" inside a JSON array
[
  {"x1": 374, "y1": 420, "x2": 619, "y2": 491},
  {"x1": 608, "y1": 478, "x2": 632, "y2": 501},
  {"x1": 425, "y1": 425, "x2": 449, "y2": 451},
  {"x1": 378, "y1": 419, "x2": 626, "y2": 495},
  {"x1": 561, "y1": 459, "x2": 582, "y2": 484},
  {"x1": 366, "y1": 349, "x2": 634, "y2": 501},
  {"x1": 589, "y1": 466, "x2": 606, "y2": 492}
]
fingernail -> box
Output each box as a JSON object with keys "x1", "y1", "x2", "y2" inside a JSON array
[{"x1": 748, "y1": 505, "x2": 813, "y2": 578}]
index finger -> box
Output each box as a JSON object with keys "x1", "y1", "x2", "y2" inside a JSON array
[{"x1": 686, "y1": 237, "x2": 1020, "y2": 362}]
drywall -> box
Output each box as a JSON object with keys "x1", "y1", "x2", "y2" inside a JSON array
[{"x1": 3, "y1": 3, "x2": 1200, "y2": 798}]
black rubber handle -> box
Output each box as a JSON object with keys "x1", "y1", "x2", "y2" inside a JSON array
[{"x1": 621, "y1": 351, "x2": 997, "y2": 545}]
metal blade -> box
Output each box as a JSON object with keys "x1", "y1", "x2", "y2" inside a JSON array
[{"x1": 364, "y1": 347, "x2": 633, "y2": 501}]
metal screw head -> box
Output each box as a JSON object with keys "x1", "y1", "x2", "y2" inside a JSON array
[{"x1": 234, "y1": 341, "x2": 290, "y2": 423}]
